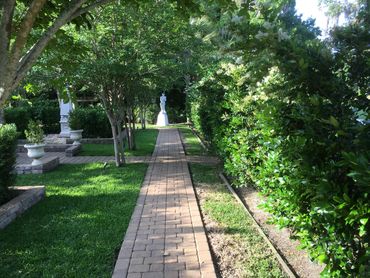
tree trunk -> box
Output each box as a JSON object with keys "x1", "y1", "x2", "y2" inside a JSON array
[
  {"x1": 131, "y1": 108, "x2": 136, "y2": 150},
  {"x1": 0, "y1": 108, "x2": 4, "y2": 124},
  {"x1": 140, "y1": 108, "x2": 145, "y2": 129},
  {"x1": 117, "y1": 123, "x2": 126, "y2": 165}
]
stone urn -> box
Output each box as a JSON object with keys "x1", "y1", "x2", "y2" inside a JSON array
[
  {"x1": 70, "y1": 129, "x2": 83, "y2": 145},
  {"x1": 24, "y1": 144, "x2": 46, "y2": 166}
]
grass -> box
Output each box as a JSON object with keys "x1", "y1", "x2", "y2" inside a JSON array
[
  {"x1": 0, "y1": 163, "x2": 147, "y2": 277},
  {"x1": 190, "y1": 163, "x2": 286, "y2": 277},
  {"x1": 173, "y1": 124, "x2": 208, "y2": 156},
  {"x1": 80, "y1": 128, "x2": 158, "y2": 156}
]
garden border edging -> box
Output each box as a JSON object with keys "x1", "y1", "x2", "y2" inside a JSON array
[{"x1": 0, "y1": 186, "x2": 45, "y2": 229}]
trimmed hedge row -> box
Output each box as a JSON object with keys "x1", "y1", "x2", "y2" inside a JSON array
[
  {"x1": 4, "y1": 100, "x2": 59, "y2": 137},
  {"x1": 4, "y1": 103, "x2": 112, "y2": 138},
  {"x1": 0, "y1": 124, "x2": 18, "y2": 205}
]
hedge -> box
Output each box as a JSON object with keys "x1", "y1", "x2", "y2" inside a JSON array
[
  {"x1": 188, "y1": 6, "x2": 370, "y2": 277},
  {"x1": 0, "y1": 124, "x2": 18, "y2": 205},
  {"x1": 4, "y1": 103, "x2": 112, "y2": 138},
  {"x1": 4, "y1": 100, "x2": 59, "y2": 137}
]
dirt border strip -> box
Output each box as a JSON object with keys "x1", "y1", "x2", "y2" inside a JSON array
[{"x1": 219, "y1": 173, "x2": 297, "y2": 278}]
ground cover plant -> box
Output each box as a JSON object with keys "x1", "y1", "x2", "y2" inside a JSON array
[
  {"x1": 0, "y1": 163, "x2": 147, "y2": 277},
  {"x1": 79, "y1": 128, "x2": 158, "y2": 156},
  {"x1": 190, "y1": 162, "x2": 286, "y2": 277}
]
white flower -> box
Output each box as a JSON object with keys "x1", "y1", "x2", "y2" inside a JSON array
[
  {"x1": 277, "y1": 28, "x2": 290, "y2": 41},
  {"x1": 263, "y1": 21, "x2": 274, "y2": 29},
  {"x1": 231, "y1": 15, "x2": 243, "y2": 24},
  {"x1": 235, "y1": 56, "x2": 243, "y2": 64},
  {"x1": 255, "y1": 30, "x2": 268, "y2": 40}
]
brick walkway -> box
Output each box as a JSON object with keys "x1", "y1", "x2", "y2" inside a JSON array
[{"x1": 112, "y1": 129, "x2": 216, "y2": 278}]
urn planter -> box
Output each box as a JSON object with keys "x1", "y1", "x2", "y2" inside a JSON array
[
  {"x1": 24, "y1": 143, "x2": 46, "y2": 166},
  {"x1": 70, "y1": 130, "x2": 83, "y2": 145}
]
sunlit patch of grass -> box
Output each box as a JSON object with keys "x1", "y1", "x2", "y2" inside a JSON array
[
  {"x1": 0, "y1": 163, "x2": 147, "y2": 277},
  {"x1": 80, "y1": 128, "x2": 158, "y2": 156}
]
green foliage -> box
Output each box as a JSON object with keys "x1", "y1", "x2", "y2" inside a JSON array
[
  {"x1": 4, "y1": 100, "x2": 59, "y2": 137},
  {"x1": 0, "y1": 124, "x2": 18, "y2": 204},
  {"x1": 188, "y1": 2, "x2": 370, "y2": 276},
  {"x1": 68, "y1": 107, "x2": 111, "y2": 137},
  {"x1": 25, "y1": 120, "x2": 44, "y2": 144},
  {"x1": 68, "y1": 108, "x2": 84, "y2": 131},
  {"x1": 0, "y1": 163, "x2": 147, "y2": 276}
]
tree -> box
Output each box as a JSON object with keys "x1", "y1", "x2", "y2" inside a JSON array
[{"x1": 0, "y1": 0, "x2": 117, "y2": 108}]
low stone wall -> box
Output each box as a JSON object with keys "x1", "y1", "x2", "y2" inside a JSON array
[
  {"x1": 65, "y1": 144, "x2": 81, "y2": 157},
  {"x1": 16, "y1": 156, "x2": 59, "y2": 174},
  {"x1": 0, "y1": 186, "x2": 45, "y2": 229},
  {"x1": 66, "y1": 138, "x2": 113, "y2": 144}
]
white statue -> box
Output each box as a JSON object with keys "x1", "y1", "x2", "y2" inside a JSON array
[
  {"x1": 58, "y1": 86, "x2": 74, "y2": 137},
  {"x1": 160, "y1": 93, "x2": 167, "y2": 112},
  {"x1": 156, "y1": 93, "x2": 169, "y2": 126}
]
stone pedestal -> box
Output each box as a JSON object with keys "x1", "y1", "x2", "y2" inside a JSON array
[
  {"x1": 58, "y1": 92, "x2": 74, "y2": 138},
  {"x1": 156, "y1": 111, "x2": 169, "y2": 126}
]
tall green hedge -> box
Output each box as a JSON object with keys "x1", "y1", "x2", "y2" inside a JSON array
[
  {"x1": 0, "y1": 124, "x2": 18, "y2": 204},
  {"x1": 188, "y1": 5, "x2": 370, "y2": 277},
  {"x1": 4, "y1": 100, "x2": 59, "y2": 137},
  {"x1": 4, "y1": 103, "x2": 112, "y2": 138},
  {"x1": 70, "y1": 107, "x2": 111, "y2": 138}
]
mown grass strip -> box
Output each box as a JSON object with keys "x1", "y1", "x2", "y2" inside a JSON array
[
  {"x1": 190, "y1": 163, "x2": 286, "y2": 277},
  {"x1": 0, "y1": 163, "x2": 147, "y2": 277}
]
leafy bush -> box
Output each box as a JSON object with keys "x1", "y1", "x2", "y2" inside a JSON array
[
  {"x1": 68, "y1": 109, "x2": 84, "y2": 130},
  {"x1": 0, "y1": 124, "x2": 18, "y2": 204},
  {"x1": 4, "y1": 100, "x2": 59, "y2": 137},
  {"x1": 69, "y1": 107, "x2": 111, "y2": 138},
  {"x1": 188, "y1": 5, "x2": 370, "y2": 276},
  {"x1": 25, "y1": 120, "x2": 44, "y2": 144}
]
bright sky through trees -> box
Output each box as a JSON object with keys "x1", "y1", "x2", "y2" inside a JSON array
[{"x1": 296, "y1": 0, "x2": 328, "y2": 32}]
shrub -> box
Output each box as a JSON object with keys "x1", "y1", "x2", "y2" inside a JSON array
[
  {"x1": 188, "y1": 7, "x2": 370, "y2": 276},
  {"x1": 4, "y1": 100, "x2": 59, "y2": 137},
  {"x1": 0, "y1": 124, "x2": 18, "y2": 204},
  {"x1": 25, "y1": 120, "x2": 44, "y2": 144},
  {"x1": 68, "y1": 109, "x2": 84, "y2": 130},
  {"x1": 69, "y1": 107, "x2": 111, "y2": 138}
]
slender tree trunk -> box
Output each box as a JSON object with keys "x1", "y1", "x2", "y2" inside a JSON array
[
  {"x1": 132, "y1": 108, "x2": 136, "y2": 150},
  {"x1": 0, "y1": 108, "x2": 4, "y2": 124},
  {"x1": 140, "y1": 108, "x2": 145, "y2": 129},
  {"x1": 117, "y1": 122, "x2": 126, "y2": 165}
]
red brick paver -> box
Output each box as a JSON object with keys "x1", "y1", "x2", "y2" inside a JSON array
[{"x1": 112, "y1": 129, "x2": 216, "y2": 278}]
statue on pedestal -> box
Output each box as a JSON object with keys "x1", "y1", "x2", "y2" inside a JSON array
[
  {"x1": 156, "y1": 93, "x2": 169, "y2": 126},
  {"x1": 58, "y1": 87, "x2": 74, "y2": 137}
]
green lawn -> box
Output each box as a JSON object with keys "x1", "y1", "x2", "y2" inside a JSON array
[
  {"x1": 174, "y1": 124, "x2": 208, "y2": 156},
  {"x1": 0, "y1": 163, "x2": 147, "y2": 277},
  {"x1": 190, "y1": 163, "x2": 285, "y2": 277},
  {"x1": 80, "y1": 128, "x2": 158, "y2": 156}
]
